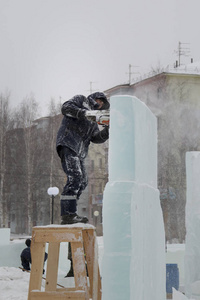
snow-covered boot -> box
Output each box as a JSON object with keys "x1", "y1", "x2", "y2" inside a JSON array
[
  {"x1": 60, "y1": 195, "x2": 88, "y2": 224},
  {"x1": 61, "y1": 213, "x2": 88, "y2": 224}
]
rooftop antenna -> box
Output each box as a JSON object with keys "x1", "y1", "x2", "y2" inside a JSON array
[
  {"x1": 126, "y1": 64, "x2": 139, "y2": 84},
  {"x1": 88, "y1": 81, "x2": 97, "y2": 94},
  {"x1": 176, "y1": 41, "x2": 190, "y2": 66},
  {"x1": 59, "y1": 96, "x2": 65, "y2": 104}
]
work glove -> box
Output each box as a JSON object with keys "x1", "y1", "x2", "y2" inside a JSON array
[{"x1": 78, "y1": 109, "x2": 87, "y2": 119}]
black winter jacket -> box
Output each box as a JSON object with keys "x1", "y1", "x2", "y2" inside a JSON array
[
  {"x1": 56, "y1": 94, "x2": 109, "y2": 159},
  {"x1": 20, "y1": 247, "x2": 31, "y2": 270},
  {"x1": 20, "y1": 247, "x2": 48, "y2": 271}
]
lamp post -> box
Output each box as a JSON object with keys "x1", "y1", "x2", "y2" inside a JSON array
[
  {"x1": 93, "y1": 210, "x2": 99, "y2": 228},
  {"x1": 47, "y1": 187, "x2": 59, "y2": 224}
]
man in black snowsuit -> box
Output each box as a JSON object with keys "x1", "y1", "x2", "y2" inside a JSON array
[
  {"x1": 20, "y1": 238, "x2": 48, "y2": 271},
  {"x1": 20, "y1": 238, "x2": 32, "y2": 271},
  {"x1": 56, "y1": 92, "x2": 109, "y2": 225}
]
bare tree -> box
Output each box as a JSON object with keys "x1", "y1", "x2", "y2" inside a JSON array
[
  {"x1": 13, "y1": 94, "x2": 40, "y2": 233},
  {"x1": 47, "y1": 97, "x2": 62, "y2": 117},
  {"x1": 0, "y1": 91, "x2": 12, "y2": 227},
  {"x1": 47, "y1": 98, "x2": 63, "y2": 223},
  {"x1": 150, "y1": 61, "x2": 165, "y2": 75},
  {"x1": 13, "y1": 94, "x2": 39, "y2": 128},
  {"x1": 47, "y1": 98, "x2": 62, "y2": 186},
  {"x1": 4, "y1": 95, "x2": 64, "y2": 233}
]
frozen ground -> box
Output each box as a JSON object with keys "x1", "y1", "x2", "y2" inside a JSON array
[
  {"x1": 0, "y1": 266, "x2": 194, "y2": 300},
  {"x1": 0, "y1": 236, "x2": 104, "y2": 300},
  {"x1": 0, "y1": 267, "x2": 31, "y2": 300},
  {"x1": 0, "y1": 236, "x2": 195, "y2": 300}
]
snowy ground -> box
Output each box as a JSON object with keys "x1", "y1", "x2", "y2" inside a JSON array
[
  {"x1": 0, "y1": 237, "x2": 194, "y2": 300},
  {"x1": 0, "y1": 236, "x2": 104, "y2": 300},
  {"x1": 0, "y1": 267, "x2": 31, "y2": 300},
  {"x1": 0, "y1": 266, "x2": 192, "y2": 300}
]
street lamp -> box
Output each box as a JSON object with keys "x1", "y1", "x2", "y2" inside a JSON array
[
  {"x1": 47, "y1": 187, "x2": 59, "y2": 224},
  {"x1": 93, "y1": 210, "x2": 99, "y2": 228}
]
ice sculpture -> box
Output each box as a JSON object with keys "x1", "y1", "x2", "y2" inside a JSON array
[
  {"x1": 0, "y1": 228, "x2": 10, "y2": 245},
  {"x1": 102, "y1": 95, "x2": 165, "y2": 300},
  {"x1": 185, "y1": 152, "x2": 200, "y2": 298}
]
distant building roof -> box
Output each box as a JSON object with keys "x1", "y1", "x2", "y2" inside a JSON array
[
  {"x1": 134, "y1": 62, "x2": 200, "y2": 84},
  {"x1": 104, "y1": 61, "x2": 200, "y2": 94},
  {"x1": 104, "y1": 83, "x2": 130, "y2": 94},
  {"x1": 170, "y1": 61, "x2": 200, "y2": 75}
]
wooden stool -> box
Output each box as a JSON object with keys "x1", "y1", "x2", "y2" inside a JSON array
[{"x1": 28, "y1": 224, "x2": 101, "y2": 300}]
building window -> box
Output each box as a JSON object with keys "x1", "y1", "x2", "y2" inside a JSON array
[
  {"x1": 99, "y1": 158, "x2": 102, "y2": 168},
  {"x1": 157, "y1": 87, "x2": 162, "y2": 99},
  {"x1": 99, "y1": 183, "x2": 102, "y2": 193},
  {"x1": 91, "y1": 160, "x2": 94, "y2": 171}
]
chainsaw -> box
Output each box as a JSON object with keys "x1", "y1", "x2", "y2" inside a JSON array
[{"x1": 85, "y1": 110, "x2": 110, "y2": 126}]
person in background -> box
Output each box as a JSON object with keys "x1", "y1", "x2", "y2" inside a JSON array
[{"x1": 20, "y1": 238, "x2": 48, "y2": 272}]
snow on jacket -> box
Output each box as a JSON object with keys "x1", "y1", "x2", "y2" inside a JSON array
[{"x1": 56, "y1": 93, "x2": 109, "y2": 159}]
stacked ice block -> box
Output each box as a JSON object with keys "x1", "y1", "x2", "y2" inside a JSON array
[
  {"x1": 185, "y1": 152, "x2": 200, "y2": 298},
  {"x1": 102, "y1": 95, "x2": 165, "y2": 300}
]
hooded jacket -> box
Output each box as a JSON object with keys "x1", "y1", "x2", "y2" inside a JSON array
[{"x1": 56, "y1": 93, "x2": 109, "y2": 159}]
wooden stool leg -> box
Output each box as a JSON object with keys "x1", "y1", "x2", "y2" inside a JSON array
[
  {"x1": 28, "y1": 241, "x2": 46, "y2": 300},
  {"x1": 71, "y1": 241, "x2": 89, "y2": 299},
  {"x1": 93, "y1": 237, "x2": 101, "y2": 300},
  {"x1": 82, "y1": 229, "x2": 95, "y2": 294},
  {"x1": 45, "y1": 242, "x2": 60, "y2": 291},
  {"x1": 83, "y1": 229, "x2": 101, "y2": 300}
]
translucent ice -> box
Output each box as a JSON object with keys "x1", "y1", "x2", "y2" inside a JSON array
[
  {"x1": 0, "y1": 228, "x2": 10, "y2": 245},
  {"x1": 0, "y1": 240, "x2": 26, "y2": 267},
  {"x1": 109, "y1": 96, "x2": 157, "y2": 188},
  {"x1": 185, "y1": 152, "x2": 200, "y2": 298},
  {"x1": 102, "y1": 96, "x2": 165, "y2": 300}
]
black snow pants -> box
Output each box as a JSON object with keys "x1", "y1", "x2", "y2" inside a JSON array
[{"x1": 59, "y1": 147, "x2": 88, "y2": 215}]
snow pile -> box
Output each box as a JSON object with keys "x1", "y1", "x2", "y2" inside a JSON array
[
  {"x1": 0, "y1": 267, "x2": 30, "y2": 300},
  {"x1": 0, "y1": 267, "x2": 48, "y2": 300},
  {"x1": 173, "y1": 288, "x2": 195, "y2": 300}
]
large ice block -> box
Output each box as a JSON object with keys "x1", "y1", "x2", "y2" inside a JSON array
[
  {"x1": 103, "y1": 182, "x2": 132, "y2": 253},
  {"x1": 185, "y1": 152, "x2": 200, "y2": 298},
  {"x1": 0, "y1": 228, "x2": 10, "y2": 245},
  {"x1": 102, "y1": 95, "x2": 165, "y2": 300},
  {"x1": 130, "y1": 184, "x2": 165, "y2": 300},
  {"x1": 109, "y1": 95, "x2": 157, "y2": 188}
]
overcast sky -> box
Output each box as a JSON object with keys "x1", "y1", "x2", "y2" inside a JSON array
[{"x1": 1, "y1": 0, "x2": 200, "y2": 116}]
